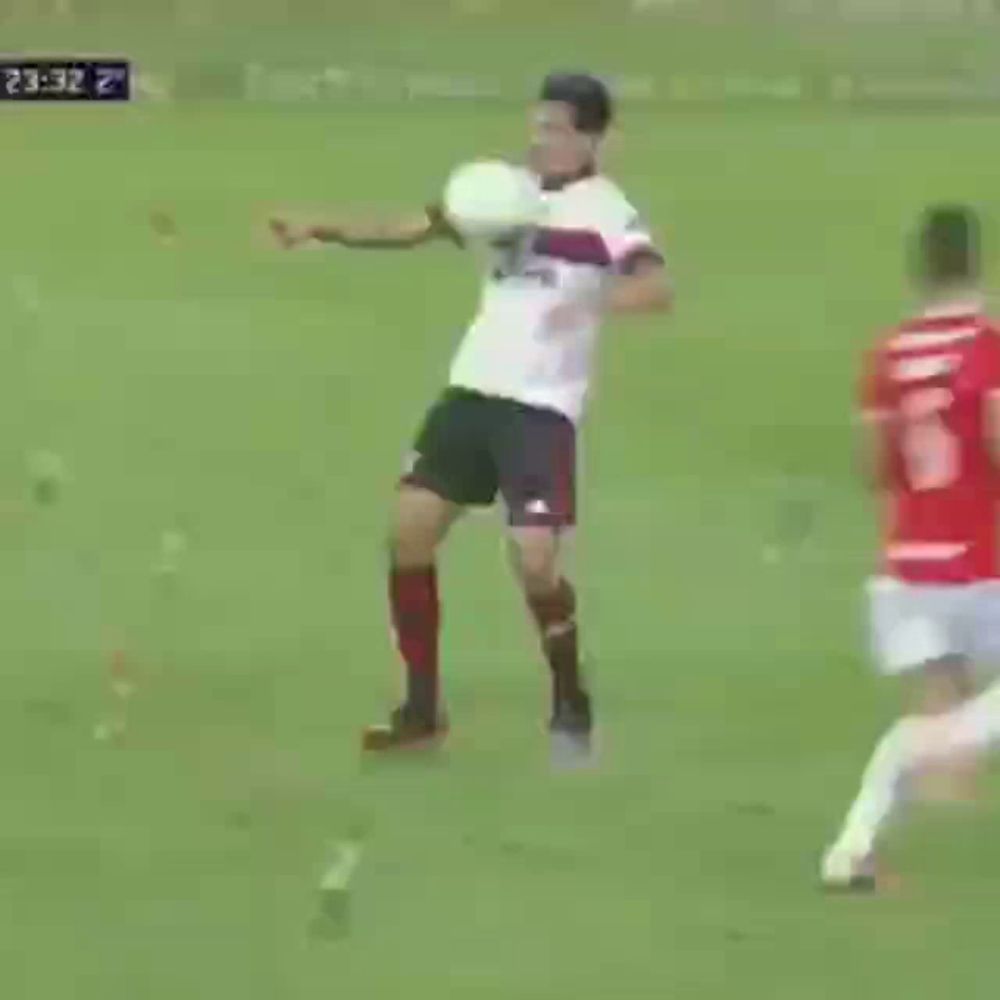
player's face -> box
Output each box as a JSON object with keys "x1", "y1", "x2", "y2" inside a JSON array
[{"x1": 529, "y1": 101, "x2": 597, "y2": 178}]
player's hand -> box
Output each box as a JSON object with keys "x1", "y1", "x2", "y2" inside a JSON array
[{"x1": 269, "y1": 217, "x2": 316, "y2": 250}]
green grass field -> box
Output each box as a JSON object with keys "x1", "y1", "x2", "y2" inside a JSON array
[{"x1": 5, "y1": 32, "x2": 1000, "y2": 998}]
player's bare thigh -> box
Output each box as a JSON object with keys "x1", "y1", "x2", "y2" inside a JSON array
[
  {"x1": 902, "y1": 654, "x2": 980, "y2": 802},
  {"x1": 867, "y1": 578, "x2": 980, "y2": 794},
  {"x1": 901, "y1": 654, "x2": 975, "y2": 717},
  {"x1": 391, "y1": 484, "x2": 463, "y2": 568}
]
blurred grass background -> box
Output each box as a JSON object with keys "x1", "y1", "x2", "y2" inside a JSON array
[
  {"x1": 6, "y1": 0, "x2": 1000, "y2": 86},
  {"x1": 4, "y1": 3, "x2": 1000, "y2": 1000}
]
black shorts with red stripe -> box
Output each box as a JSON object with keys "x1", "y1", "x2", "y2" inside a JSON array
[{"x1": 401, "y1": 388, "x2": 576, "y2": 528}]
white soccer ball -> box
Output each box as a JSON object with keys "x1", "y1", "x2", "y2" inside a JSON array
[{"x1": 443, "y1": 160, "x2": 545, "y2": 241}]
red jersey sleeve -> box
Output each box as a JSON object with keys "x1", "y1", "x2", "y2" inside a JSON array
[{"x1": 973, "y1": 328, "x2": 1000, "y2": 394}]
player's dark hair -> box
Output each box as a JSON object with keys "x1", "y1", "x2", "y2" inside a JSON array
[
  {"x1": 918, "y1": 204, "x2": 980, "y2": 287},
  {"x1": 540, "y1": 72, "x2": 613, "y2": 135}
]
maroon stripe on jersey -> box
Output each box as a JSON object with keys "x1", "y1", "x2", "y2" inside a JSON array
[{"x1": 532, "y1": 227, "x2": 612, "y2": 267}]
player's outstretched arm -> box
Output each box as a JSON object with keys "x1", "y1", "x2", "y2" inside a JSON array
[
  {"x1": 270, "y1": 204, "x2": 462, "y2": 251},
  {"x1": 857, "y1": 347, "x2": 893, "y2": 491},
  {"x1": 857, "y1": 412, "x2": 892, "y2": 491},
  {"x1": 606, "y1": 257, "x2": 672, "y2": 315}
]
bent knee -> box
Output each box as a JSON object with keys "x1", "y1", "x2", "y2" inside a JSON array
[
  {"x1": 390, "y1": 486, "x2": 456, "y2": 568},
  {"x1": 390, "y1": 531, "x2": 437, "y2": 570},
  {"x1": 908, "y1": 660, "x2": 974, "y2": 717},
  {"x1": 509, "y1": 534, "x2": 560, "y2": 595}
]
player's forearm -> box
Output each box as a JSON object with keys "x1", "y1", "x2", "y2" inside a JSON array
[
  {"x1": 858, "y1": 420, "x2": 891, "y2": 491},
  {"x1": 607, "y1": 269, "x2": 673, "y2": 315},
  {"x1": 271, "y1": 204, "x2": 462, "y2": 252},
  {"x1": 308, "y1": 216, "x2": 435, "y2": 249},
  {"x1": 860, "y1": 452, "x2": 888, "y2": 492},
  {"x1": 314, "y1": 205, "x2": 462, "y2": 250}
]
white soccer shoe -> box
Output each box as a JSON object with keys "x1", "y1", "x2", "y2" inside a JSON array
[{"x1": 820, "y1": 845, "x2": 878, "y2": 893}]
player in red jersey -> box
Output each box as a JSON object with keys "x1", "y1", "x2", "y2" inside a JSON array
[{"x1": 822, "y1": 206, "x2": 1000, "y2": 890}]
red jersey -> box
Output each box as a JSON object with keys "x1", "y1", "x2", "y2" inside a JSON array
[{"x1": 860, "y1": 302, "x2": 1000, "y2": 583}]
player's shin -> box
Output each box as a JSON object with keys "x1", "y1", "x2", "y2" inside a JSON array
[
  {"x1": 388, "y1": 565, "x2": 441, "y2": 721},
  {"x1": 907, "y1": 658, "x2": 979, "y2": 803},
  {"x1": 825, "y1": 717, "x2": 924, "y2": 880},
  {"x1": 526, "y1": 578, "x2": 587, "y2": 714}
]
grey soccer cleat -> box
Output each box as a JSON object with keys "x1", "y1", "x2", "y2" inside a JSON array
[{"x1": 549, "y1": 693, "x2": 595, "y2": 770}]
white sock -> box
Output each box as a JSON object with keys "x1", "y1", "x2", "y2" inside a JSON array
[
  {"x1": 832, "y1": 679, "x2": 1000, "y2": 858},
  {"x1": 831, "y1": 717, "x2": 924, "y2": 858}
]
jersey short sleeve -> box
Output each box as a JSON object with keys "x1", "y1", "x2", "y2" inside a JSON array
[{"x1": 588, "y1": 184, "x2": 664, "y2": 274}]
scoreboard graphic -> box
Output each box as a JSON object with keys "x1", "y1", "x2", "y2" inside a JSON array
[{"x1": 1, "y1": 60, "x2": 131, "y2": 101}]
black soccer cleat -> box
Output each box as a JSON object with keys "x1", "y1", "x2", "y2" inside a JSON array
[
  {"x1": 549, "y1": 692, "x2": 595, "y2": 768},
  {"x1": 361, "y1": 703, "x2": 447, "y2": 752},
  {"x1": 821, "y1": 872, "x2": 878, "y2": 895},
  {"x1": 309, "y1": 887, "x2": 351, "y2": 941}
]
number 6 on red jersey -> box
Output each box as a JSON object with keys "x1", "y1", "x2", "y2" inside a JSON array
[{"x1": 859, "y1": 308, "x2": 1000, "y2": 584}]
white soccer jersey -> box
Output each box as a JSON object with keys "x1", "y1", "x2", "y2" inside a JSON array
[{"x1": 447, "y1": 170, "x2": 662, "y2": 423}]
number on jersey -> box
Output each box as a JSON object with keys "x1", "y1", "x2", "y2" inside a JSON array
[{"x1": 900, "y1": 387, "x2": 959, "y2": 491}]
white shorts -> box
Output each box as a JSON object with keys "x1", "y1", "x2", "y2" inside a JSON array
[{"x1": 867, "y1": 577, "x2": 1000, "y2": 676}]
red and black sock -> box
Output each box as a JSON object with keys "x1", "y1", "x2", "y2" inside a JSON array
[
  {"x1": 527, "y1": 578, "x2": 586, "y2": 713},
  {"x1": 388, "y1": 565, "x2": 440, "y2": 721}
]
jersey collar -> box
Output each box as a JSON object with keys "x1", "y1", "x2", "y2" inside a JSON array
[
  {"x1": 540, "y1": 162, "x2": 597, "y2": 192},
  {"x1": 921, "y1": 295, "x2": 985, "y2": 319}
]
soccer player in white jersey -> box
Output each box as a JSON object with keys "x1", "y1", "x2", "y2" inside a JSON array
[{"x1": 271, "y1": 73, "x2": 671, "y2": 761}]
